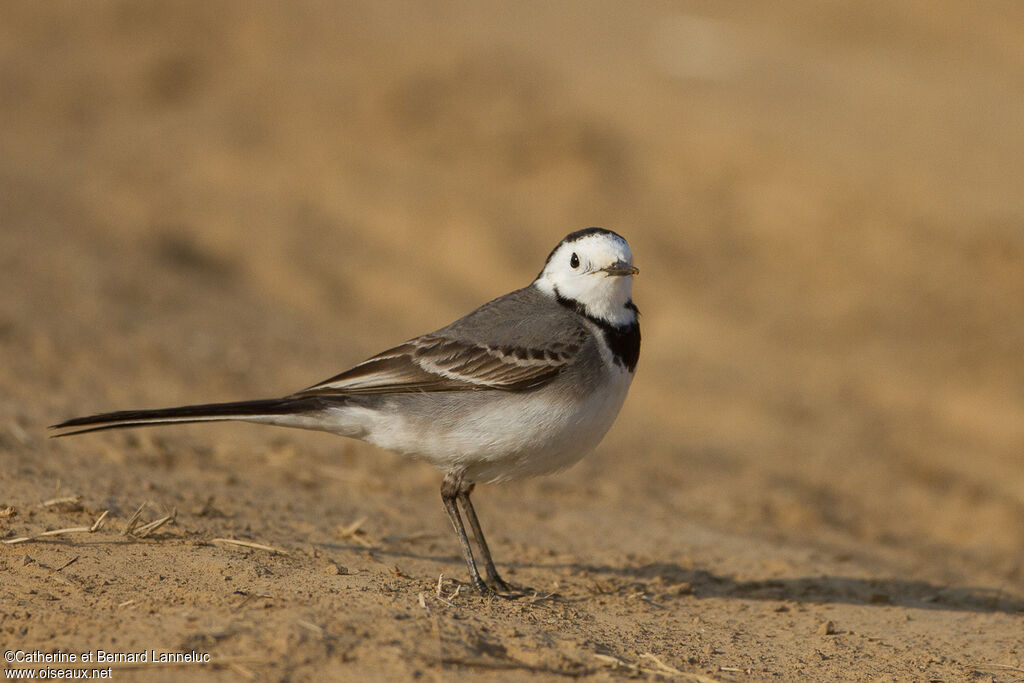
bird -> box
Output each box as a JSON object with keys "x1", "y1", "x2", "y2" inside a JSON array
[{"x1": 51, "y1": 227, "x2": 640, "y2": 597}]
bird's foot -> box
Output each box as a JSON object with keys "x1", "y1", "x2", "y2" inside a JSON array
[
  {"x1": 463, "y1": 575, "x2": 529, "y2": 600},
  {"x1": 469, "y1": 577, "x2": 501, "y2": 600},
  {"x1": 484, "y1": 574, "x2": 536, "y2": 599},
  {"x1": 486, "y1": 573, "x2": 514, "y2": 593}
]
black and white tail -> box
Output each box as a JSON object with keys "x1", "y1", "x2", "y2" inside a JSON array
[{"x1": 50, "y1": 396, "x2": 341, "y2": 437}]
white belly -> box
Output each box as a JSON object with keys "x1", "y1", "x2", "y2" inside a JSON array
[{"x1": 323, "y1": 367, "x2": 634, "y2": 483}]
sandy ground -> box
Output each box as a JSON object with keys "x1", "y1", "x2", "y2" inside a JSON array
[{"x1": 2, "y1": 2, "x2": 1023, "y2": 680}]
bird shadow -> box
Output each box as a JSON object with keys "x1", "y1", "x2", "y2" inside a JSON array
[
  {"x1": 567, "y1": 561, "x2": 1024, "y2": 614},
  {"x1": 326, "y1": 541, "x2": 1023, "y2": 614}
]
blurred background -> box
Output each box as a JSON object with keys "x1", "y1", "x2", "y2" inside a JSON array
[{"x1": 2, "y1": 0, "x2": 1022, "y2": 599}]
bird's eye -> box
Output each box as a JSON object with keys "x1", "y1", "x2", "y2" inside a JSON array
[{"x1": 570, "y1": 253, "x2": 580, "y2": 269}]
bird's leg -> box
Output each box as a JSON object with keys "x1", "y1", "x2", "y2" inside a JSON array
[
  {"x1": 441, "y1": 473, "x2": 492, "y2": 597},
  {"x1": 456, "y1": 482, "x2": 513, "y2": 592}
]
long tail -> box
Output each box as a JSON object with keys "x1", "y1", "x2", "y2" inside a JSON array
[{"x1": 49, "y1": 396, "x2": 341, "y2": 437}]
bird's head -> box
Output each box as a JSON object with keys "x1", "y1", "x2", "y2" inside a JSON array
[{"x1": 534, "y1": 228, "x2": 638, "y2": 326}]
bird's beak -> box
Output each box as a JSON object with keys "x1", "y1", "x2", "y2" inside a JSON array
[{"x1": 601, "y1": 260, "x2": 639, "y2": 277}]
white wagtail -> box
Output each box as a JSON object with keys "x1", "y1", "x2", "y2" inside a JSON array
[{"x1": 52, "y1": 227, "x2": 640, "y2": 597}]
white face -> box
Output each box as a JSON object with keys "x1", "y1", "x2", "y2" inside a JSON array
[{"x1": 534, "y1": 230, "x2": 638, "y2": 326}]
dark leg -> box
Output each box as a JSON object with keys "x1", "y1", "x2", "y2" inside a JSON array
[
  {"x1": 456, "y1": 484, "x2": 513, "y2": 592},
  {"x1": 441, "y1": 473, "x2": 493, "y2": 597}
]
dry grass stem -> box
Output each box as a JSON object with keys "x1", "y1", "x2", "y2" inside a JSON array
[
  {"x1": 297, "y1": 619, "x2": 323, "y2": 637},
  {"x1": 3, "y1": 509, "x2": 110, "y2": 545},
  {"x1": 54, "y1": 555, "x2": 80, "y2": 572},
  {"x1": 132, "y1": 509, "x2": 177, "y2": 538},
  {"x1": 336, "y1": 516, "x2": 373, "y2": 547},
  {"x1": 228, "y1": 662, "x2": 257, "y2": 680},
  {"x1": 232, "y1": 592, "x2": 276, "y2": 611},
  {"x1": 640, "y1": 595, "x2": 666, "y2": 609},
  {"x1": 595, "y1": 652, "x2": 719, "y2": 682},
  {"x1": 89, "y1": 510, "x2": 109, "y2": 531},
  {"x1": 973, "y1": 664, "x2": 1024, "y2": 683},
  {"x1": 8, "y1": 421, "x2": 33, "y2": 446},
  {"x1": 641, "y1": 652, "x2": 688, "y2": 676},
  {"x1": 211, "y1": 538, "x2": 289, "y2": 555},
  {"x1": 122, "y1": 502, "x2": 147, "y2": 536},
  {"x1": 594, "y1": 653, "x2": 629, "y2": 668},
  {"x1": 338, "y1": 516, "x2": 366, "y2": 536},
  {"x1": 434, "y1": 574, "x2": 460, "y2": 606},
  {"x1": 42, "y1": 495, "x2": 81, "y2": 508}
]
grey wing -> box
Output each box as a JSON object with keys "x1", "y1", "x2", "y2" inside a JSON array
[{"x1": 294, "y1": 332, "x2": 584, "y2": 396}]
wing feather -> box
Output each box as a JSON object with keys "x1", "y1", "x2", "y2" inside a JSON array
[{"x1": 294, "y1": 333, "x2": 582, "y2": 396}]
